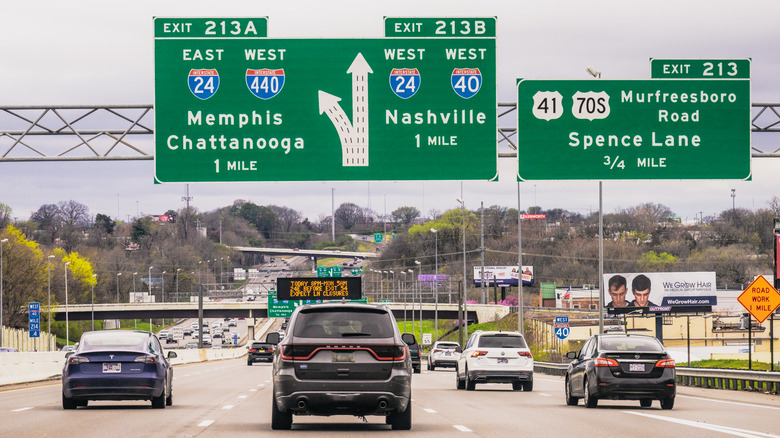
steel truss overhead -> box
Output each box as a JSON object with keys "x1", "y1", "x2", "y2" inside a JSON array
[{"x1": 0, "y1": 103, "x2": 778, "y2": 161}]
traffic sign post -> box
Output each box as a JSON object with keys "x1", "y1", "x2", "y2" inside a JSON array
[
  {"x1": 516, "y1": 78, "x2": 750, "y2": 180},
  {"x1": 154, "y1": 17, "x2": 496, "y2": 183}
]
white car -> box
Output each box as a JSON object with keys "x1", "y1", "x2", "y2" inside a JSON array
[
  {"x1": 158, "y1": 329, "x2": 170, "y2": 338},
  {"x1": 427, "y1": 341, "x2": 462, "y2": 370},
  {"x1": 455, "y1": 331, "x2": 534, "y2": 391},
  {"x1": 202, "y1": 334, "x2": 212, "y2": 345}
]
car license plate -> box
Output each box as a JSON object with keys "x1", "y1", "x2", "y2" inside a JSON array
[
  {"x1": 258, "y1": 349, "x2": 265, "y2": 353},
  {"x1": 497, "y1": 358, "x2": 508, "y2": 364},
  {"x1": 102, "y1": 363, "x2": 121, "y2": 373},
  {"x1": 332, "y1": 352, "x2": 355, "y2": 362},
  {"x1": 629, "y1": 363, "x2": 645, "y2": 372},
  {"x1": 445, "y1": 352, "x2": 451, "y2": 356}
]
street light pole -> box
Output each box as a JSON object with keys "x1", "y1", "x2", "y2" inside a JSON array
[
  {"x1": 176, "y1": 268, "x2": 181, "y2": 303},
  {"x1": 91, "y1": 274, "x2": 97, "y2": 331},
  {"x1": 64, "y1": 261, "x2": 71, "y2": 346},
  {"x1": 48, "y1": 255, "x2": 55, "y2": 350},
  {"x1": 0, "y1": 238, "x2": 8, "y2": 347},
  {"x1": 161, "y1": 271, "x2": 166, "y2": 302},
  {"x1": 457, "y1": 195, "x2": 468, "y2": 345},
  {"x1": 431, "y1": 228, "x2": 439, "y2": 341},
  {"x1": 415, "y1": 260, "x2": 422, "y2": 339},
  {"x1": 148, "y1": 266, "x2": 153, "y2": 297}
]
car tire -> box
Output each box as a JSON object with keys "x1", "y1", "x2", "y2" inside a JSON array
[
  {"x1": 152, "y1": 392, "x2": 166, "y2": 409},
  {"x1": 583, "y1": 378, "x2": 598, "y2": 408},
  {"x1": 640, "y1": 399, "x2": 652, "y2": 408},
  {"x1": 465, "y1": 368, "x2": 476, "y2": 391},
  {"x1": 455, "y1": 367, "x2": 466, "y2": 390},
  {"x1": 166, "y1": 389, "x2": 173, "y2": 406},
  {"x1": 660, "y1": 397, "x2": 675, "y2": 410},
  {"x1": 414, "y1": 365, "x2": 421, "y2": 374},
  {"x1": 388, "y1": 405, "x2": 412, "y2": 430},
  {"x1": 512, "y1": 381, "x2": 523, "y2": 391},
  {"x1": 430, "y1": 363, "x2": 435, "y2": 371},
  {"x1": 271, "y1": 399, "x2": 293, "y2": 430},
  {"x1": 565, "y1": 377, "x2": 579, "y2": 406},
  {"x1": 247, "y1": 360, "x2": 252, "y2": 366},
  {"x1": 62, "y1": 393, "x2": 78, "y2": 410},
  {"x1": 522, "y1": 380, "x2": 533, "y2": 392}
]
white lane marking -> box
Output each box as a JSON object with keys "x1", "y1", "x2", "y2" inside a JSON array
[
  {"x1": 623, "y1": 411, "x2": 780, "y2": 438},
  {"x1": 250, "y1": 389, "x2": 257, "y2": 392},
  {"x1": 197, "y1": 420, "x2": 215, "y2": 427},
  {"x1": 423, "y1": 408, "x2": 437, "y2": 413},
  {"x1": 238, "y1": 395, "x2": 248, "y2": 399},
  {"x1": 537, "y1": 393, "x2": 552, "y2": 397},
  {"x1": 222, "y1": 405, "x2": 234, "y2": 410},
  {"x1": 677, "y1": 395, "x2": 780, "y2": 411},
  {"x1": 11, "y1": 407, "x2": 33, "y2": 412},
  {"x1": 453, "y1": 425, "x2": 472, "y2": 432},
  {"x1": 257, "y1": 383, "x2": 265, "y2": 387}
]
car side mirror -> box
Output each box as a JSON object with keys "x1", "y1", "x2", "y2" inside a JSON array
[
  {"x1": 566, "y1": 351, "x2": 578, "y2": 360},
  {"x1": 168, "y1": 351, "x2": 178, "y2": 359},
  {"x1": 456, "y1": 346, "x2": 463, "y2": 353},
  {"x1": 266, "y1": 332, "x2": 281, "y2": 345},
  {"x1": 401, "y1": 333, "x2": 417, "y2": 345}
]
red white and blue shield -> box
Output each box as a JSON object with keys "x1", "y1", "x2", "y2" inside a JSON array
[
  {"x1": 451, "y1": 68, "x2": 482, "y2": 99},
  {"x1": 188, "y1": 69, "x2": 219, "y2": 100},
  {"x1": 246, "y1": 69, "x2": 285, "y2": 100},
  {"x1": 389, "y1": 68, "x2": 420, "y2": 99}
]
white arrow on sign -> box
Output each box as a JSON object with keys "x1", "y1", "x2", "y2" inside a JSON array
[{"x1": 318, "y1": 53, "x2": 373, "y2": 167}]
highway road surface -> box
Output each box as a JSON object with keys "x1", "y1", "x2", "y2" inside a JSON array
[{"x1": 1, "y1": 358, "x2": 779, "y2": 437}]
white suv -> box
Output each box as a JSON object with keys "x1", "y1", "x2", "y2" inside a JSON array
[{"x1": 455, "y1": 331, "x2": 533, "y2": 391}]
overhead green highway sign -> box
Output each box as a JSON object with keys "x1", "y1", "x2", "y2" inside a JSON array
[
  {"x1": 650, "y1": 58, "x2": 751, "y2": 79},
  {"x1": 154, "y1": 17, "x2": 496, "y2": 183},
  {"x1": 516, "y1": 78, "x2": 750, "y2": 180}
]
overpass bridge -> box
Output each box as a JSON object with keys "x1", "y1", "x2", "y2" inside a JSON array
[
  {"x1": 51, "y1": 302, "x2": 510, "y2": 325},
  {"x1": 230, "y1": 246, "x2": 380, "y2": 264}
]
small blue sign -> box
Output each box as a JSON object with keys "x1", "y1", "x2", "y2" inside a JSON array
[
  {"x1": 451, "y1": 68, "x2": 482, "y2": 99},
  {"x1": 389, "y1": 68, "x2": 420, "y2": 99},
  {"x1": 29, "y1": 302, "x2": 40, "y2": 338},
  {"x1": 554, "y1": 316, "x2": 569, "y2": 324},
  {"x1": 246, "y1": 68, "x2": 285, "y2": 99},
  {"x1": 188, "y1": 69, "x2": 220, "y2": 100}
]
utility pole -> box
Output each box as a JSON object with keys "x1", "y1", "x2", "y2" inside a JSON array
[{"x1": 480, "y1": 201, "x2": 485, "y2": 304}]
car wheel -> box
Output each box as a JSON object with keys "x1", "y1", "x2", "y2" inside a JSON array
[
  {"x1": 640, "y1": 399, "x2": 652, "y2": 408},
  {"x1": 583, "y1": 378, "x2": 598, "y2": 408},
  {"x1": 62, "y1": 393, "x2": 78, "y2": 410},
  {"x1": 247, "y1": 360, "x2": 252, "y2": 366},
  {"x1": 414, "y1": 365, "x2": 421, "y2": 374},
  {"x1": 522, "y1": 380, "x2": 533, "y2": 392},
  {"x1": 151, "y1": 392, "x2": 166, "y2": 409},
  {"x1": 465, "y1": 368, "x2": 476, "y2": 391},
  {"x1": 388, "y1": 405, "x2": 412, "y2": 430},
  {"x1": 565, "y1": 377, "x2": 579, "y2": 406},
  {"x1": 430, "y1": 363, "x2": 435, "y2": 371},
  {"x1": 271, "y1": 399, "x2": 293, "y2": 430},
  {"x1": 455, "y1": 366, "x2": 465, "y2": 390},
  {"x1": 166, "y1": 389, "x2": 173, "y2": 406},
  {"x1": 660, "y1": 397, "x2": 675, "y2": 410},
  {"x1": 427, "y1": 361, "x2": 431, "y2": 371},
  {"x1": 512, "y1": 381, "x2": 523, "y2": 391}
]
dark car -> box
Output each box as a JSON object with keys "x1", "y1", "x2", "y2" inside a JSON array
[
  {"x1": 564, "y1": 333, "x2": 675, "y2": 409},
  {"x1": 247, "y1": 337, "x2": 275, "y2": 365},
  {"x1": 404, "y1": 334, "x2": 422, "y2": 374},
  {"x1": 269, "y1": 302, "x2": 413, "y2": 430},
  {"x1": 61, "y1": 330, "x2": 177, "y2": 409}
]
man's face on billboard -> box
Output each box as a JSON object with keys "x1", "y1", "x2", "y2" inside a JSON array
[
  {"x1": 633, "y1": 288, "x2": 651, "y2": 307},
  {"x1": 608, "y1": 284, "x2": 628, "y2": 307}
]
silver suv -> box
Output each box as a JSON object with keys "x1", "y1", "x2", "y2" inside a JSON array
[{"x1": 268, "y1": 302, "x2": 414, "y2": 430}]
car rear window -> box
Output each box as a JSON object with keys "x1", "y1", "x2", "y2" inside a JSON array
[
  {"x1": 477, "y1": 334, "x2": 527, "y2": 348},
  {"x1": 600, "y1": 336, "x2": 664, "y2": 352},
  {"x1": 80, "y1": 332, "x2": 148, "y2": 351},
  {"x1": 293, "y1": 308, "x2": 394, "y2": 338},
  {"x1": 437, "y1": 342, "x2": 459, "y2": 349}
]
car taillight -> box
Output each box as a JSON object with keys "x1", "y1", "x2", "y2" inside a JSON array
[
  {"x1": 518, "y1": 351, "x2": 533, "y2": 358},
  {"x1": 134, "y1": 356, "x2": 157, "y2": 364},
  {"x1": 593, "y1": 357, "x2": 619, "y2": 367},
  {"x1": 432, "y1": 349, "x2": 441, "y2": 354},
  {"x1": 470, "y1": 350, "x2": 488, "y2": 358},
  {"x1": 281, "y1": 344, "x2": 405, "y2": 361},
  {"x1": 655, "y1": 359, "x2": 675, "y2": 368},
  {"x1": 68, "y1": 355, "x2": 89, "y2": 364},
  {"x1": 248, "y1": 349, "x2": 256, "y2": 352}
]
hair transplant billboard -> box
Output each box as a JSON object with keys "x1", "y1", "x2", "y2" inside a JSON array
[{"x1": 603, "y1": 271, "x2": 716, "y2": 314}]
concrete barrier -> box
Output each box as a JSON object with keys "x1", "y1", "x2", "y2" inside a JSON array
[{"x1": 0, "y1": 320, "x2": 280, "y2": 387}]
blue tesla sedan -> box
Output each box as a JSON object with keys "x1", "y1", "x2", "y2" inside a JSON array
[{"x1": 62, "y1": 330, "x2": 177, "y2": 409}]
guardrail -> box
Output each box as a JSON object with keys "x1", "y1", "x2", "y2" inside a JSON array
[{"x1": 534, "y1": 361, "x2": 780, "y2": 394}]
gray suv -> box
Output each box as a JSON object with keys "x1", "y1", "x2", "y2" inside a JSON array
[{"x1": 268, "y1": 302, "x2": 414, "y2": 430}]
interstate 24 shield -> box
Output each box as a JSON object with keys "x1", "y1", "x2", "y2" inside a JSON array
[
  {"x1": 389, "y1": 68, "x2": 420, "y2": 99},
  {"x1": 188, "y1": 69, "x2": 219, "y2": 100}
]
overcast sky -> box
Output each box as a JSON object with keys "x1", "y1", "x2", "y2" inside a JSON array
[{"x1": 1, "y1": 0, "x2": 779, "y2": 225}]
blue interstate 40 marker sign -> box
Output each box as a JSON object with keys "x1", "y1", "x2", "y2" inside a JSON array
[{"x1": 29, "y1": 302, "x2": 40, "y2": 338}]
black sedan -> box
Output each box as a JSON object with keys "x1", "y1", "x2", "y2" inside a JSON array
[
  {"x1": 564, "y1": 333, "x2": 675, "y2": 409},
  {"x1": 62, "y1": 330, "x2": 177, "y2": 409}
]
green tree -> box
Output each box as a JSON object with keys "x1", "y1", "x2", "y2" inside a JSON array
[
  {"x1": 0, "y1": 225, "x2": 47, "y2": 328},
  {"x1": 392, "y1": 206, "x2": 420, "y2": 225}
]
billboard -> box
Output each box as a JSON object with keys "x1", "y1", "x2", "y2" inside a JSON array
[
  {"x1": 603, "y1": 271, "x2": 716, "y2": 313},
  {"x1": 473, "y1": 266, "x2": 534, "y2": 286}
]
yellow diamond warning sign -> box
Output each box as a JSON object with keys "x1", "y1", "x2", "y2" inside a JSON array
[{"x1": 737, "y1": 276, "x2": 780, "y2": 323}]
